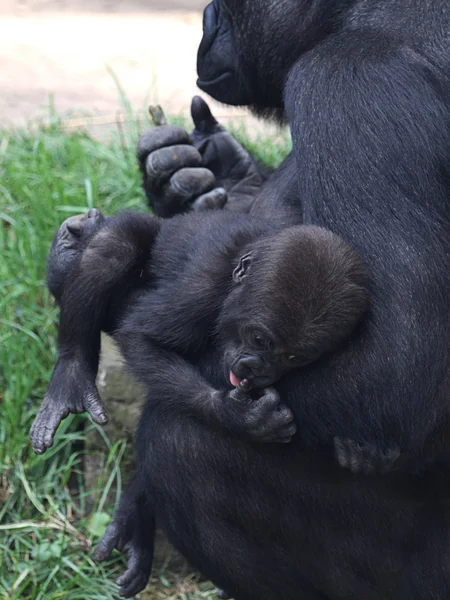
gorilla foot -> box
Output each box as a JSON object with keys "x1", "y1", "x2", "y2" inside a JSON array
[
  {"x1": 116, "y1": 546, "x2": 153, "y2": 599},
  {"x1": 96, "y1": 522, "x2": 152, "y2": 598},
  {"x1": 30, "y1": 358, "x2": 106, "y2": 454}
]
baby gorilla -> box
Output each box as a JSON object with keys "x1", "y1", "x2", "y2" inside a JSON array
[
  {"x1": 31, "y1": 209, "x2": 369, "y2": 597},
  {"x1": 31, "y1": 209, "x2": 369, "y2": 457}
]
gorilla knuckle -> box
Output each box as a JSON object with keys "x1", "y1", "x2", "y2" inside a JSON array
[
  {"x1": 192, "y1": 187, "x2": 228, "y2": 212},
  {"x1": 334, "y1": 437, "x2": 400, "y2": 474},
  {"x1": 137, "y1": 125, "x2": 190, "y2": 160},
  {"x1": 146, "y1": 145, "x2": 202, "y2": 180},
  {"x1": 261, "y1": 387, "x2": 281, "y2": 402},
  {"x1": 278, "y1": 406, "x2": 294, "y2": 423},
  {"x1": 169, "y1": 167, "x2": 216, "y2": 199}
]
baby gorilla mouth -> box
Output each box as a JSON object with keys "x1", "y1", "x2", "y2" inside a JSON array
[
  {"x1": 229, "y1": 354, "x2": 277, "y2": 390},
  {"x1": 230, "y1": 371, "x2": 243, "y2": 387},
  {"x1": 229, "y1": 372, "x2": 267, "y2": 391}
]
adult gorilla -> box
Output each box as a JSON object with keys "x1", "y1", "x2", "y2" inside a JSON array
[{"x1": 115, "y1": 0, "x2": 450, "y2": 598}]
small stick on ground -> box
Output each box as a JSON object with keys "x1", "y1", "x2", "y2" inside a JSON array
[{"x1": 149, "y1": 105, "x2": 168, "y2": 127}]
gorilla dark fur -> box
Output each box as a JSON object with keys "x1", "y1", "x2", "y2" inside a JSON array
[
  {"x1": 133, "y1": 0, "x2": 450, "y2": 596},
  {"x1": 32, "y1": 208, "x2": 368, "y2": 457},
  {"x1": 35, "y1": 0, "x2": 450, "y2": 596}
]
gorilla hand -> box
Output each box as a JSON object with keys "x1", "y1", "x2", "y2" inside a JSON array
[
  {"x1": 137, "y1": 96, "x2": 266, "y2": 217},
  {"x1": 334, "y1": 437, "x2": 401, "y2": 475},
  {"x1": 190, "y1": 96, "x2": 268, "y2": 211},
  {"x1": 215, "y1": 384, "x2": 297, "y2": 444},
  {"x1": 30, "y1": 358, "x2": 106, "y2": 454}
]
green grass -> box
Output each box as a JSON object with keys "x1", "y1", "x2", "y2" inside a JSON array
[{"x1": 0, "y1": 110, "x2": 290, "y2": 599}]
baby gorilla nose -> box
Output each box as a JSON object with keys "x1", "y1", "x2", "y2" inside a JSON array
[
  {"x1": 87, "y1": 208, "x2": 101, "y2": 219},
  {"x1": 233, "y1": 355, "x2": 267, "y2": 384}
]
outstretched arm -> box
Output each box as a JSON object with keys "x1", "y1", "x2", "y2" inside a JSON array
[{"x1": 30, "y1": 211, "x2": 161, "y2": 454}]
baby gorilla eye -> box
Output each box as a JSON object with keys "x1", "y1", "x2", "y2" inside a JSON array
[
  {"x1": 250, "y1": 333, "x2": 265, "y2": 349},
  {"x1": 288, "y1": 355, "x2": 297, "y2": 362},
  {"x1": 248, "y1": 331, "x2": 274, "y2": 351}
]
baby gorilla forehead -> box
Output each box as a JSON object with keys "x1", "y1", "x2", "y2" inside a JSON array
[{"x1": 244, "y1": 225, "x2": 369, "y2": 349}]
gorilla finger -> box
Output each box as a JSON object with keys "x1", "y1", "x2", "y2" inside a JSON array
[
  {"x1": 119, "y1": 540, "x2": 131, "y2": 553},
  {"x1": 263, "y1": 387, "x2": 281, "y2": 403},
  {"x1": 380, "y1": 448, "x2": 401, "y2": 473},
  {"x1": 84, "y1": 390, "x2": 108, "y2": 425},
  {"x1": 256, "y1": 419, "x2": 295, "y2": 439},
  {"x1": 262, "y1": 422, "x2": 298, "y2": 443},
  {"x1": 29, "y1": 413, "x2": 39, "y2": 438},
  {"x1": 116, "y1": 562, "x2": 139, "y2": 588},
  {"x1": 274, "y1": 404, "x2": 295, "y2": 424},
  {"x1": 146, "y1": 145, "x2": 203, "y2": 185},
  {"x1": 192, "y1": 187, "x2": 228, "y2": 212},
  {"x1": 30, "y1": 409, "x2": 61, "y2": 454},
  {"x1": 334, "y1": 437, "x2": 351, "y2": 469},
  {"x1": 119, "y1": 574, "x2": 149, "y2": 599},
  {"x1": 334, "y1": 437, "x2": 375, "y2": 473},
  {"x1": 277, "y1": 422, "x2": 298, "y2": 438},
  {"x1": 137, "y1": 126, "x2": 190, "y2": 162},
  {"x1": 191, "y1": 95, "x2": 223, "y2": 135},
  {"x1": 256, "y1": 390, "x2": 283, "y2": 414},
  {"x1": 95, "y1": 524, "x2": 120, "y2": 561},
  {"x1": 168, "y1": 168, "x2": 216, "y2": 203}
]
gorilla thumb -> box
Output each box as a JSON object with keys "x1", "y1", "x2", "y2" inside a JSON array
[{"x1": 191, "y1": 96, "x2": 223, "y2": 135}]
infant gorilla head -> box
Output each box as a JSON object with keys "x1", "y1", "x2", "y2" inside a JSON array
[{"x1": 220, "y1": 226, "x2": 369, "y2": 390}]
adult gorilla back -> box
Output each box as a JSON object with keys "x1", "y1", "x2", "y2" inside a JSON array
[{"x1": 135, "y1": 1, "x2": 450, "y2": 598}]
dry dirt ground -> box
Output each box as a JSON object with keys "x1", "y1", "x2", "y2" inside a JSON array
[{"x1": 0, "y1": 0, "x2": 254, "y2": 130}]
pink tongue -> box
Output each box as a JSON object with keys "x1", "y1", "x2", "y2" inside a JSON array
[{"x1": 229, "y1": 372, "x2": 242, "y2": 387}]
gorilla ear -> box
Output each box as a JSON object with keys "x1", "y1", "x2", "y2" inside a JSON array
[{"x1": 233, "y1": 252, "x2": 252, "y2": 283}]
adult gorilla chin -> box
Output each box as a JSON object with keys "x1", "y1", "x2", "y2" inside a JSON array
[{"x1": 114, "y1": 0, "x2": 450, "y2": 598}]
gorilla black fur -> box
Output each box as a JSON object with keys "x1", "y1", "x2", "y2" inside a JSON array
[
  {"x1": 133, "y1": 0, "x2": 450, "y2": 597},
  {"x1": 35, "y1": 0, "x2": 450, "y2": 597}
]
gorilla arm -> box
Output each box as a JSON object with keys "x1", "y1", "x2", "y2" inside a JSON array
[{"x1": 31, "y1": 209, "x2": 296, "y2": 454}]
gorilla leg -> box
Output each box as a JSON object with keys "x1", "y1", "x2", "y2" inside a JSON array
[{"x1": 30, "y1": 211, "x2": 160, "y2": 454}]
